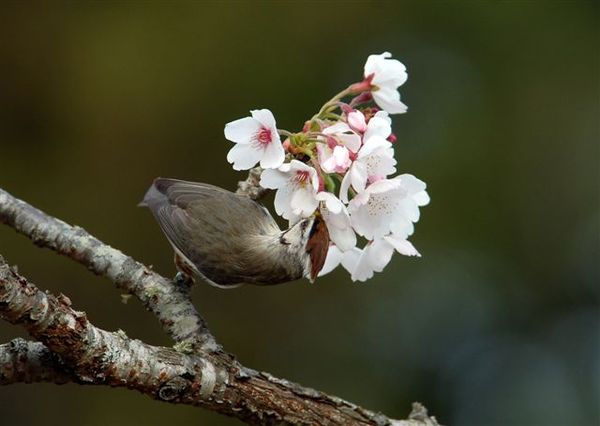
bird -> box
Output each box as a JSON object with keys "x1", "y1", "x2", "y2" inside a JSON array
[{"x1": 140, "y1": 178, "x2": 329, "y2": 288}]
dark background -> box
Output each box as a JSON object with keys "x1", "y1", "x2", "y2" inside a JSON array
[{"x1": 0, "y1": 2, "x2": 598, "y2": 425}]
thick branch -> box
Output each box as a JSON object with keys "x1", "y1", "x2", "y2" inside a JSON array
[
  {"x1": 0, "y1": 257, "x2": 440, "y2": 425},
  {"x1": 0, "y1": 338, "x2": 70, "y2": 385},
  {"x1": 0, "y1": 188, "x2": 215, "y2": 350}
]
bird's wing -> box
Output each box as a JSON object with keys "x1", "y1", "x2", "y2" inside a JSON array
[{"x1": 141, "y1": 178, "x2": 281, "y2": 286}]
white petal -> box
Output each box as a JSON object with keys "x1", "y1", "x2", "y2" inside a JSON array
[
  {"x1": 390, "y1": 217, "x2": 414, "y2": 239},
  {"x1": 260, "y1": 138, "x2": 285, "y2": 169},
  {"x1": 250, "y1": 109, "x2": 277, "y2": 130},
  {"x1": 328, "y1": 224, "x2": 356, "y2": 252},
  {"x1": 350, "y1": 249, "x2": 375, "y2": 282},
  {"x1": 350, "y1": 162, "x2": 368, "y2": 193},
  {"x1": 316, "y1": 192, "x2": 343, "y2": 213},
  {"x1": 384, "y1": 235, "x2": 421, "y2": 257},
  {"x1": 397, "y1": 174, "x2": 426, "y2": 194},
  {"x1": 339, "y1": 170, "x2": 352, "y2": 204},
  {"x1": 323, "y1": 122, "x2": 351, "y2": 135},
  {"x1": 341, "y1": 247, "x2": 362, "y2": 275},
  {"x1": 339, "y1": 133, "x2": 362, "y2": 153},
  {"x1": 358, "y1": 136, "x2": 391, "y2": 159},
  {"x1": 366, "y1": 238, "x2": 395, "y2": 272},
  {"x1": 372, "y1": 59, "x2": 407, "y2": 88},
  {"x1": 224, "y1": 117, "x2": 261, "y2": 144},
  {"x1": 291, "y1": 188, "x2": 318, "y2": 217},
  {"x1": 226, "y1": 144, "x2": 262, "y2": 170},
  {"x1": 364, "y1": 114, "x2": 392, "y2": 142},
  {"x1": 274, "y1": 186, "x2": 294, "y2": 218},
  {"x1": 260, "y1": 168, "x2": 288, "y2": 189},
  {"x1": 372, "y1": 87, "x2": 407, "y2": 114},
  {"x1": 364, "y1": 52, "x2": 392, "y2": 77},
  {"x1": 318, "y1": 245, "x2": 344, "y2": 277},
  {"x1": 413, "y1": 190, "x2": 430, "y2": 206}
]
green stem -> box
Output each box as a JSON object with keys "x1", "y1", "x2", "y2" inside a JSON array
[{"x1": 311, "y1": 86, "x2": 353, "y2": 121}]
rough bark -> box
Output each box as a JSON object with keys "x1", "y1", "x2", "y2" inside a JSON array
[{"x1": 0, "y1": 186, "x2": 441, "y2": 426}]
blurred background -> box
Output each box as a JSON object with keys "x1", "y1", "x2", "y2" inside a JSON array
[{"x1": 0, "y1": 1, "x2": 598, "y2": 425}]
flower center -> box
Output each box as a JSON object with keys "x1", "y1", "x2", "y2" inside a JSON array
[
  {"x1": 367, "y1": 193, "x2": 393, "y2": 216},
  {"x1": 294, "y1": 170, "x2": 310, "y2": 187},
  {"x1": 255, "y1": 127, "x2": 272, "y2": 146}
]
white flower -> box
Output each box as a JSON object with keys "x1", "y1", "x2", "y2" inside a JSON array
[
  {"x1": 260, "y1": 160, "x2": 319, "y2": 221},
  {"x1": 319, "y1": 234, "x2": 420, "y2": 281},
  {"x1": 339, "y1": 125, "x2": 396, "y2": 202},
  {"x1": 347, "y1": 174, "x2": 428, "y2": 240},
  {"x1": 391, "y1": 173, "x2": 431, "y2": 237},
  {"x1": 316, "y1": 192, "x2": 356, "y2": 251},
  {"x1": 322, "y1": 122, "x2": 361, "y2": 153},
  {"x1": 317, "y1": 144, "x2": 352, "y2": 174},
  {"x1": 347, "y1": 179, "x2": 404, "y2": 239},
  {"x1": 350, "y1": 235, "x2": 420, "y2": 282},
  {"x1": 225, "y1": 109, "x2": 285, "y2": 170},
  {"x1": 364, "y1": 52, "x2": 408, "y2": 114},
  {"x1": 318, "y1": 245, "x2": 360, "y2": 277},
  {"x1": 363, "y1": 110, "x2": 392, "y2": 142}
]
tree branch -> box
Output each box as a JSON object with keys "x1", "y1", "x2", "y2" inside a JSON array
[
  {"x1": 0, "y1": 257, "x2": 439, "y2": 425},
  {"x1": 0, "y1": 186, "x2": 441, "y2": 425},
  {"x1": 236, "y1": 166, "x2": 268, "y2": 200},
  {"x1": 0, "y1": 338, "x2": 71, "y2": 385},
  {"x1": 0, "y1": 188, "x2": 216, "y2": 351}
]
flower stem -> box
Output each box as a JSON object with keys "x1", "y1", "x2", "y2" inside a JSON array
[
  {"x1": 277, "y1": 129, "x2": 293, "y2": 137},
  {"x1": 311, "y1": 87, "x2": 354, "y2": 121}
]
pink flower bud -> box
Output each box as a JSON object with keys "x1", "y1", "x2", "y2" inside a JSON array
[
  {"x1": 348, "y1": 111, "x2": 367, "y2": 133},
  {"x1": 387, "y1": 133, "x2": 397, "y2": 144}
]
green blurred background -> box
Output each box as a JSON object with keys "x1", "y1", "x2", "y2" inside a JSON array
[{"x1": 0, "y1": 1, "x2": 598, "y2": 425}]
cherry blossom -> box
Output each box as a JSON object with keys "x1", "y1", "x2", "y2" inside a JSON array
[
  {"x1": 364, "y1": 52, "x2": 408, "y2": 114},
  {"x1": 224, "y1": 51, "x2": 429, "y2": 283},
  {"x1": 317, "y1": 144, "x2": 352, "y2": 174},
  {"x1": 349, "y1": 235, "x2": 420, "y2": 282},
  {"x1": 317, "y1": 122, "x2": 361, "y2": 173},
  {"x1": 348, "y1": 175, "x2": 429, "y2": 240},
  {"x1": 322, "y1": 122, "x2": 361, "y2": 153},
  {"x1": 339, "y1": 139, "x2": 396, "y2": 203},
  {"x1": 225, "y1": 109, "x2": 285, "y2": 170},
  {"x1": 259, "y1": 160, "x2": 320, "y2": 221},
  {"x1": 318, "y1": 245, "x2": 360, "y2": 277},
  {"x1": 316, "y1": 192, "x2": 356, "y2": 251}
]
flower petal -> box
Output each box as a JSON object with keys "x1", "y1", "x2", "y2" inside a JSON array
[
  {"x1": 384, "y1": 235, "x2": 421, "y2": 257},
  {"x1": 226, "y1": 143, "x2": 262, "y2": 170},
  {"x1": 366, "y1": 238, "x2": 395, "y2": 272},
  {"x1": 341, "y1": 247, "x2": 362, "y2": 275},
  {"x1": 260, "y1": 168, "x2": 288, "y2": 189},
  {"x1": 291, "y1": 188, "x2": 318, "y2": 217},
  {"x1": 318, "y1": 245, "x2": 344, "y2": 277},
  {"x1": 224, "y1": 117, "x2": 261, "y2": 144},
  {"x1": 250, "y1": 109, "x2": 277, "y2": 130},
  {"x1": 260, "y1": 137, "x2": 285, "y2": 169},
  {"x1": 372, "y1": 87, "x2": 407, "y2": 114},
  {"x1": 274, "y1": 185, "x2": 294, "y2": 218},
  {"x1": 328, "y1": 223, "x2": 356, "y2": 252}
]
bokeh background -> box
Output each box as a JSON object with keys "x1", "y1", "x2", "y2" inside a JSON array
[{"x1": 0, "y1": 2, "x2": 598, "y2": 425}]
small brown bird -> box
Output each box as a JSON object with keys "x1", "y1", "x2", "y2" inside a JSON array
[{"x1": 140, "y1": 178, "x2": 329, "y2": 288}]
